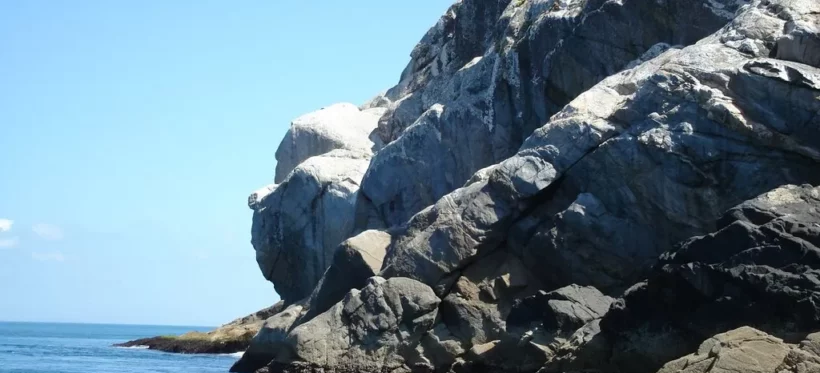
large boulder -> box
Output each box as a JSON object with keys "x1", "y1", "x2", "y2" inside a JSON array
[
  {"x1": 273, "y1": 103, "x2": 383, "y2": 183},
  {"x1": 300, "y1": 230, "x2": 391, "y2": 322},
  {"x1": 269, "y1": 277, "x2": 441, "y2": 373},
  {"x1": 231, "y1": 302, "x2": 307, "y2": 373},
  {"x1": 507, "y1": 285, "x2": 613, "y2": 335},
  {"x1": 381, "y1": 0, "x2": 820, "y2": 297},
  {"x1": 250, "y1": 149, "x2": 371, "y2": 303}
]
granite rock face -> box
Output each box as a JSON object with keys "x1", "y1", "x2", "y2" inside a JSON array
[
  {"x1": 250, "y1": 150, "x2": 372, "y2": 303},
  {"x1": 273, "y1": 103, "x2": 383, "y2": 183},
  {"x1": 241, "y1": 0, "x2": 820, "y2": 372},
  {"x1": 359, "y1": 0, "x2": 752, "y2": 230},
  {"x1": 381, "y1": 0, "x2": 820, "y2": 296}
]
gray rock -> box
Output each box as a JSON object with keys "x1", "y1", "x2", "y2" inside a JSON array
[
  {"x1": 359, "y1": 0, "x2": 750, "y2": 232},
  {"x1": 539, "y1": 320, "x2": 616, "y2": 373},
  {"x1": 250, "y1": 150, "x2": 371, "y2": 303},
  {"x1": 433, "y1": 284, "x2": 614, "y2": 373},
  {"x1": 382, "y1": 0, "x2": 820, "y2": 297},
  {"x1": 231, "y1": 302, "x2": 307, "y2": 373},
  {"x1": 439, "y1": 251, "x2": 541, "y2": 346},
  {"x1": 360, "y1": 91, "x2": 392, "y2": 111},
  {"x1": 243, "y1": 1, "x2": 820, "y2": 372},
  {"x1": 507, "y1": 285, "x2": 613, "y2": 335},
  {"x1": 599, "y1": 184, "x2": 820, "y2": 372},
  {"x1": 415, "y1": 324, "x2": 468, "y2": 370},
  {"x1": 300, "y1": 230, "x2": 391, "y2": 323},
  {"x1": 278, "y1": 277, "x2": 440, "y2": 372},
  {"x1": 274, "y1": 103, "x2": 382, "y2": 183}
]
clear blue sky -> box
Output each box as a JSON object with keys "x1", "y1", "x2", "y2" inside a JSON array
[{"x1": 0, "y1": 1, "x2": 450, "y2": 327}]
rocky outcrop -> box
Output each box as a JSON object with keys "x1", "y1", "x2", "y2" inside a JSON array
[
  {"x1": 359, "y1": 0, "x2": 752, "y2": 230},
  {"x1": 657, "y1": 327, "x2": 820, "y2": 373},
  {"x1": 232, "y1": 302, "x2": 308, "y2": 373},
  {"x1": 250, "y1": 99, "x2": 390, "y2": 304},
  {"x1": 451, "y1": 284, "x2": 614, "y2": 372},
  {"x1": 237, "y1": 230, "x2": 392, "y2": 372},
  {"x1": 240, "y1": 0, "x2": 820, "y2": 372},
  {"x1": 300, "y1": 229, "x2": 391, "y2": 322},
  {"x1": 596, "y1": 184, "x2": 820, "y2": 372},
  {"x1": 277, "y1": 277, "x2": 439, "y2": 373},
  {"x1": 115, "y1": 304, "x2": 283, "y2": 354},
  {"x1": 250, "y1": 149, "x2": 372, "y2": 303},
  {"x1": 273, "y1": 103, "x2": 383, "y2": 183},
  {"x1": 381, "y1": 0, "x2": 820, "y2": 296}
]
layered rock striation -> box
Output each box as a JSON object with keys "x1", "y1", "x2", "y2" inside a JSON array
[{"x1": 240, "y1": 0, "x2": 820, "y2": 372}]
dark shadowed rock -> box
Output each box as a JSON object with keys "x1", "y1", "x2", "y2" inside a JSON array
[
  {"x1": 507, "y1": 285, "x2": 613, "y2": 334},
  {"x1": 436, "y1": 251, "x2": 540, "y2": 347},
  {"x1": 599, "y1": 184, "x2": 820, "y2": 372}
]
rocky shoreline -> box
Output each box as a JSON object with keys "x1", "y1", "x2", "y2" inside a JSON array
[
  {"x1": 115, "y1": 334, "x2": 252, "y2": 355},
  {"x1": 143, "y1": 0, "x2": 820, "y2": 372},
  {"x1": 114, "y1": 303, "x2": 283, "y2": 355}
]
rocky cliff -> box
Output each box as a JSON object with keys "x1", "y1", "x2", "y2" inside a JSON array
[{"x1": 238, "y1": 0, "x2": 820, "y2": 372}]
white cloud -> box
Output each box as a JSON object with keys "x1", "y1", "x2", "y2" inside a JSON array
[
  {"x1": 0, "y1": 237, "x2": 19, "y2": 249},
  {"x1": 0, "y1": 219, "x2": 13, "y2": 233},
  {"x1": 31, "y1": 251, "x2": 65, "y2": 262},
  {"x1": 32, "y1": 224, "x2": 64, "y2": 241}
]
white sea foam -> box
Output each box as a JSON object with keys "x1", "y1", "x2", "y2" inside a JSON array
[
  {"x1": 222, "y1": 351, "x2": 244, "y2": 358},
  {"x1": 117, "y1": 345, "x2": 150, "y2": 350}
]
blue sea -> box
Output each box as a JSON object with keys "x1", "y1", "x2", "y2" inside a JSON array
[{"x1": 0, "y1": 322, "x2": 240, "y2": 373}]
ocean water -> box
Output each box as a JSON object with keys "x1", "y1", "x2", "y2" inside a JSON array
[{"x1": 0, "y1": 322, "x2": 240, "y2": 373}]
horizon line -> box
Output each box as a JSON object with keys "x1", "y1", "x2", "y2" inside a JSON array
[{"x1": 0, "y1": 320, "x2": 216, "y2": 329}]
